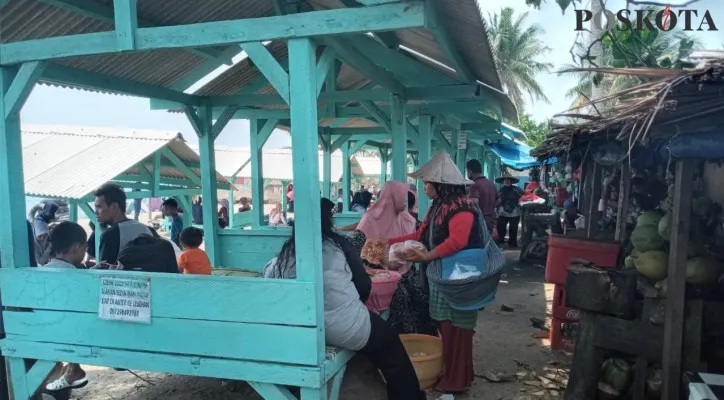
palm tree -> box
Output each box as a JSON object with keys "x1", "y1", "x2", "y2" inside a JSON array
[
  {"x1": 485, "y1": 7, "x2": 553, "y2": 111},
  {"x1": 564, "y1": 30, "x2": 702, "y2": 109}
]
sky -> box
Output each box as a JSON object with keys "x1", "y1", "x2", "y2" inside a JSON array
[{"x1": 18, "y1": 0, "x2": 724, "y2": 148}]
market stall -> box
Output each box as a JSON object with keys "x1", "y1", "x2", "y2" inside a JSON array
[{"x1": 532, "y1": 58, "x2": 724, "y2": 400}]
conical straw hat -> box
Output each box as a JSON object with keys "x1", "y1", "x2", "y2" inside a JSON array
[
  {"x1": 495, "y1": 171, "x2": 520, "y2": 184},
  {"x1": 408, "y1": 151, "x2": 473, "y2": 186}
]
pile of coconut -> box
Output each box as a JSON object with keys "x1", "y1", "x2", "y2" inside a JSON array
[{"x1": 624, "y1": 200, "x2": 724, "y2": 296}]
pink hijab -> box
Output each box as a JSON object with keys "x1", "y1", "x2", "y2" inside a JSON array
[{"x1": 357, "y1": 181, "x2": 417, "y2": 240}]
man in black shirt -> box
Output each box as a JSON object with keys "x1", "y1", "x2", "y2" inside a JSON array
[{"x1": 93, "y1": 183, "x2": 152, "y2": 265}]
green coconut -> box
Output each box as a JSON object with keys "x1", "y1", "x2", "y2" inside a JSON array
[
  {"x1": 685, "y1": 256, "x2": 723, "y2": 285},
  {"x1": 658, "y1": 213, "x2": 671, "y2": 241},
  {"x1": 601, "y1": 358, "x2": 632, "y2": 393},
  {"x1": 636, "y1": 210, "x2": 663, "y2": 228},
  {"x1": 635, "y1": 250, "x2": 669, "y2": 281},
  {"x1": 687, "y1": 240, "x2": 707, "y2": 259},
  {"x1": 631, "y1": 225, "x2": 665, "y2": 252}
]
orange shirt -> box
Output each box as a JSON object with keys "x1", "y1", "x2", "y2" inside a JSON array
[{"x1": 177, "y1": 248, "x2": 212, "y2": 275}]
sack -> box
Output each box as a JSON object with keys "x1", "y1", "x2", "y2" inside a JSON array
[
  {"x1": 427, "y1": 205, "x2": 505, "y2": 310},
  {"x1": 442, "y1": 248, "x2": 484, "y2": 280}
]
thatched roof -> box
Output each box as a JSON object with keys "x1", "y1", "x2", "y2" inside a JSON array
[{"x1": 532, "y1": 54, "x2": 724, "y2": 160}]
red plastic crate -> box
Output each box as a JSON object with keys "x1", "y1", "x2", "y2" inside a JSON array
[
  {"x1": 552, "y1": 285, "x2": 581, "y2": 321},
  {"x1": 550, "y1": 317, "x2": 578, "y2": 352},
  {"x1": 545, "y1": 235, "x2": 620, "y2": 285}
]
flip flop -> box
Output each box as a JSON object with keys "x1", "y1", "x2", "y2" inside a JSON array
[{"x1": 45, "y1": 375, "x2": 88, "y2": 391}]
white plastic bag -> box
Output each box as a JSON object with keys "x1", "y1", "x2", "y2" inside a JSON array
[
  {"x1": 448, "y1": 261, "x2": 482, "y2": 280},
  {"x1": 388, "y1": 240, "x2": 425, "y2": 273}
]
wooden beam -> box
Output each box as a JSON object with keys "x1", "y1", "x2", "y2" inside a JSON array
[
  {"x1": 389, "y1": 94, "x2": 407, "y2": 181},
  {"x1": 359, "y1": 101, "x2": 391, "y2": 132},
  {"x1": 160, "y1": 147, "x2": 201, "y2": 186},
  {"x1": 614, "y1": 161, "x2": 630, "y2": 242},
  {"x1": 37, "y1": 0, "x2": 228, "y2": 61},
  {"x1": 662, "y1": 159, "x2": 695, "y2": 400},
  {"x1": 0, "y1": 3, "x2": 426, "y2": 65},
  {"x1": 39, "y1": 0, "x2": 231, "y2": 59},
  {"x1": 585, "y1": 161, "x2": 602, "y2": 239},
  {"x1": 241, "y1": 41, "x2": 290, "y2": 104},
  {"x1": 315, "y1": 47, "x2": 335, "y2": 96},
  {"x1": 41, "y1": 63, "x2": 199, "y2": 105},
  {"x1": 3, "y1": 61, "x2": 46, "y2": 118},
  {"x1": 331, "y1": 134, "x2": 353, "y2": 152},
  {"x1": 209, "y1": 85, "x2": 479, "y2": 107},
  {"x1": 425, "y1": 1, "x2": 476, "y2": 83},
  {"x1": 324, "y1": 37, "x2": 405, "y2": 94},
  {"x1": 113, "y1": 0, "x2": 138, "y2": 51},
  {"x1": 211, "y1": 105, "x2": 238, "y2": 140}
]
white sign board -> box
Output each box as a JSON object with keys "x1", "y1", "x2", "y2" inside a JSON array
[
  {"x1": 98, "y1": 277, "x2": 151, "y2": 324},
  {"x1": 458, "y1": 132, "x2": 467, "y2": 150}
]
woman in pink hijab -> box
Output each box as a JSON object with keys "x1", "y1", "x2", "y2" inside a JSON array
[
  {"x1": 338, "y1": 181, "x2": 417, "y2": 250},
  {"x1": 357, "y1": 181, "x2": 417, "y2": 240}
]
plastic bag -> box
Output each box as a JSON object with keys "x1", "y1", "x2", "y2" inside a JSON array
[
  {"x1": 388, "y1": 241, "x2": 425, "y2": 274},
  {"x1": 448, "y1": 261, "x2": 482, "y2": 280}
]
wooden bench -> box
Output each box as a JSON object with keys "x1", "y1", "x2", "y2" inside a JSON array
[{"x1": 0, "y1": 267, "x2": 355, "y2": 400}]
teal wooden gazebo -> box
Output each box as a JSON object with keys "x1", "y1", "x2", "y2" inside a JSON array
[
  {"x1": 20, "y1": 125, "x2": 233, "y2": 257},
  {"x1": 0, "y1": 1, "x2": 517, "y2": 399}
]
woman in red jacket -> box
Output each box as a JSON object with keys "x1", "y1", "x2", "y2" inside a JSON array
[{"x1": 388, "y1": 152, "x2": 493, "y2": 395}]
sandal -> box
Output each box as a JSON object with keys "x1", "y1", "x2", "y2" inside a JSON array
[{"x1": 45, "y1": 375, "x2": 88, "y2": 391}]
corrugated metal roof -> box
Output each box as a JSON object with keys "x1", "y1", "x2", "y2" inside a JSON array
[
  {"x1": 21, "y1": 125, "x2": 230, "y2": 200},
  {"x1": 233, "y1": 149, "x2": 364, "y2": 181},
  {"x1": 1, "y1": 0, "x2": 514, "y2": 119},
  {"x1": 189, "y1": 145, "x2": 370, "y2": 181}
]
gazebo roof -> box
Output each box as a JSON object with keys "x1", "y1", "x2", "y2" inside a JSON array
[{"x1": 21, "y1": 124, "x2": 230, "y2": 200}]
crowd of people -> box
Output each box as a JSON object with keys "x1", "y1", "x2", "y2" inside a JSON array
[
  {"x1": 22, "y1": 183, "x2": 213, "y2": 393},
  {"x1": 18, "y1": 151, "x2": 527, "y2": 398},
  {"x1": 263, "y1": 152, "x2": 511, "y2": 398}
]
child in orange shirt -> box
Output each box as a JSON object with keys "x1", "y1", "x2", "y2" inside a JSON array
[{"x1": 177, "y1": 227, "x2": 212, "y2": 275}]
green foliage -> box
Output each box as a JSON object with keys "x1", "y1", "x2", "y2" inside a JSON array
[
  {"x1": 524, "y1": 0, "x2": 582, "y2": 13},
  {"x1": 513, "y1": 113, "x2": 551, "y2": 148},
  {"x1": 564, "y1": 23, "x2": 702, "y2": 107},
  {"x1": 485, "y1": 8, "x2": 553, "y2": 111}
]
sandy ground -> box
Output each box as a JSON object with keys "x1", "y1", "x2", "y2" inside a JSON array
[{"x1": 59, "y1": 250, "x2": 569, "y2": 400}]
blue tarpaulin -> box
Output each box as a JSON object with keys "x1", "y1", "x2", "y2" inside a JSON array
[{"x1": 487, "y1": 142, "x2": 558, "y2": 170}]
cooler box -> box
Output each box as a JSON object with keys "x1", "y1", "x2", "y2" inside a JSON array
[{"x1": 545, "y1": 235, "x2": 620, "y2": 285}]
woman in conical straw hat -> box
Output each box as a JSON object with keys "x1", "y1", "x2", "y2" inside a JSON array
[{"x1": 386, "y1": 151, "x2": 503, "y2": 394}]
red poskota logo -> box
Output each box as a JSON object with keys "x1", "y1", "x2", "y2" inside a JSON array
[{"x1": 662, "y1": 6, "x2": 672, "y2": 30}]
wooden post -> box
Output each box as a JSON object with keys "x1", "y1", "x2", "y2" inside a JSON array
[
  {"x1": 379, "y1": 146, "x2": 388, "y2": 185},
  {"x1": 342, "y1": 142, "x2": 351, "y2": 212},
  {"x1": 1, "y1": 62, "x2": 45, "y2": 400},
  {"x1": 322, "y1": 129, "x2": 332, "y2": 199},
  {"x1": 228, "y1": 176, "x2": 236, "y2": 227},
  {"x1": 188, "y1": 103, "x2": 220, "y2": 266},
  {"x1": 0, "y1": 67, "x2": 31, "y2": 270},
  {"x1": 662, "y1": 159, "x2": 695, "y2": 400},
  {"x1": 615, "y1": 161, "x2": 631, "y2": 242},
  {"x1": 585, "y1": 161, "x2": 602, "y2": 239},
  {"x1": 250, "y1": 119, "x2": 266, "y2": 227},
  {"x1": 390, "y1": 94, "x2": 407, "y2": 182},
  {"x1": 288, "y1": 38, "x2": 325, "y2": 365},
  {"x1": 417, "y1": 115, "x2": 432, "y2": 219},
  {"x1": 68, "y1": 200, "x2": 78, "y2": 223}
]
